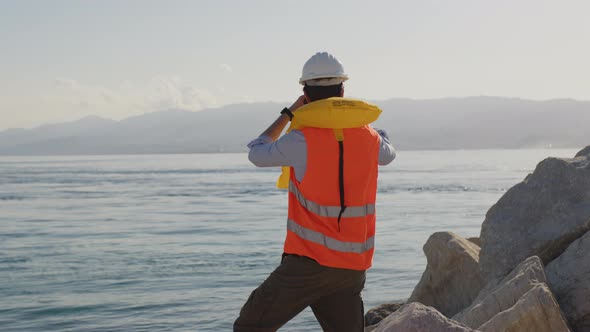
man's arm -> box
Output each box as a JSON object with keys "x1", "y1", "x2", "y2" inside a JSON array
[
  {"x1": 256, "y1": 95, "x2": 306, "y2": 141},
  {"x1": 375, "y1": 129, "x2": 396, "y2": 165},
  {"x1": 247, "y1": 96, "x2": 306, "y2": 167}
]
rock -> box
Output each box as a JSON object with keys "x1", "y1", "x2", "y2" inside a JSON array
[
  {"x1": 479, "y1": 148, "x2": 590, "y2": 282},
  {"x1": 364, "y1": 302, "x2": 404, "y2": 326},
  {"x1": 467, "y1": 237, "x2": 481, "y2": 247},
  {"x1": 546, "y1": 230, "x2": 590, "y2": 331},
  {"x1": 370, "y1": 302, "x2": 479, "y2": 332},
  {"x1": 478, "y1": 283, "x2": 570, "y2": 332},
  {"x1": 574, "y1": 145, "x2": 590, "y2": 158},
  {"x1": 365, "y1": 324, "x2": 378, "y2": 332},
  {"x1": 407, "y1": 232, "x2": 485, "y2": 317},
  {"x1": 453, "y1": 256, "x2": 548, "y2": 328}
]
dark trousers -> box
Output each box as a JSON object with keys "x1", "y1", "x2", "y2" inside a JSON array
[{"x1": 234, "y1": 255, "x2": 366, "y2": 332}]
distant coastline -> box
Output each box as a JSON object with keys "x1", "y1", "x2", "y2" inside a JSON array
[
  {"x1": 1, "y1": 97, "x2": 588, "y2": 155},
  {"x1": 0, "y1": 147, "x2": 584, "y2": 158}
]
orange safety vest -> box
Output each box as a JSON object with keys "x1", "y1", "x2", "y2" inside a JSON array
[{"x1": 284, "y1": 125, "x2": 381, "y2": 270}]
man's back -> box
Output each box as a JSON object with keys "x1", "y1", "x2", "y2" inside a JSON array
[
  {"x1": 285, "y1": 124, "x2": 381, "y2": 270},
  {"x1": 234, "y1": 52, "x2": 395, "y2": 332}
]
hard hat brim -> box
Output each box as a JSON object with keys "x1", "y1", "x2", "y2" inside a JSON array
[{"x1": 299, "y1": 74, "x2": 349, "y2": 86}]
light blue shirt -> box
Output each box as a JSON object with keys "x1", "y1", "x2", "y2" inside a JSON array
[{"x1": 247, "y1": 128, "x2": 396, "y2": 182}]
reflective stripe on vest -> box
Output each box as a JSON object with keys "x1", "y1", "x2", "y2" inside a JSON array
[
  {"x1": 284, "y1": 125, "x2": 380, "y2": 270},
  {"x1": 287, "y1": 219, "x2": 374, "y2": 254},
  {"x1": 289, "y1": 180, "x2": 375, "y2": 218}
]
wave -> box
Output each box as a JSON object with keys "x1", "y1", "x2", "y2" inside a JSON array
[
  {"x1": 0, "y1": 195, "x2": 27, "y2": 201},
  {"x1": 379, "y1": 184, "x2": 506, "y2": 193},
  {"x1": 8, "y1": 168, "x2": 270, "y2": 176},
  {"x1": 18, "y1": 304, "x2": 112, "y2": 319},
  {"x1": 0, "y1": 256, "x2": 31, "y2": 264}
]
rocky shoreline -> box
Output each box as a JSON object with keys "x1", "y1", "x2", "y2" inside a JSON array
[{"x1": 365, "y1": 146, "x2": 590, "y2": 332}]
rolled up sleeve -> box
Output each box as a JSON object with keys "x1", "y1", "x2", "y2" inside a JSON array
[
  {"x1": 247, "y1": 131, "x2": 306, "y2": 168},
  {"x1": 376, "y1": 129, "x2": 396, "y2": 165}
]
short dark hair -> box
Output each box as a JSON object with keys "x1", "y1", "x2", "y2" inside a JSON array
[{"x1": 304, "y1": 83, "x2": 343, "y2": 102}]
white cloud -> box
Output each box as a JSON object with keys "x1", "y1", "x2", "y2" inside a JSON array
[
  {"x1": 145, "y1": 76, "x2": 219, "y2": 111},
  {"x1": 42, "y1": 76, "x2": 225, "y2": 120},
  {"x1": 54, "y1": 78, "x2": 78, "y2": 89},
  {"x1": 52, "y1": 78, "x2": 120, "y2": 106},
  {"x1": 1, "y1": 75, "x2": 257, "y2": 129},
  {"x1": 220, "y1": 63, "x2": 233, "y2": 73}
]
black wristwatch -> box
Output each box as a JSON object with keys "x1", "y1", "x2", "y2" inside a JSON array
[{"x1": 280, "y1": 107, "x2": 294, "y2": 120}]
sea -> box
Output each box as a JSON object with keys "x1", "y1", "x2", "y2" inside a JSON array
[{"x1": 0, "y1": 149, "x2": 579, "y2": 331}]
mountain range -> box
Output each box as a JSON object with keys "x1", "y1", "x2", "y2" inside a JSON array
[{"x1": 0, "y1": 97, "x2": 588, "y2": 155}]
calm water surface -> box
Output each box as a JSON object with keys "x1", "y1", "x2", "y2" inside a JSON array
[{"x1": 0, "y1": 149, "x2": 578, "y2": 331}]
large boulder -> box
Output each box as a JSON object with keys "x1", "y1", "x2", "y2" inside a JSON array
[
  {"x1": 407, "y1": 232, "x2": 485, "y2": 317},
  {"x1": 575, "y1": 146, "x2": 590, "y2": 158},
  {"x1": 467, "y1": 237, "x2": 481, "y2": 247},
  {"x1": 365, "y1": 302, "x2": 404, "y2": 327},
  {"x1": 478, "y1": 283, "x2": 570, "y2": 332},
  {"x1": 453, "y1": 256, "x2": 548, "y2": 328},
  {"x1": 369, "y1": 302, "x2": 479, "y2": 332},
  {"x1": 546, "y1": 230, "x2": 590, "y2": 331},
  {"x1": 479, "y1": 146, "x2": 590, "y2": 282}
]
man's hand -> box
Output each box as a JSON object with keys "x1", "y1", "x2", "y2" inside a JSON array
[
  {"x1": 289, "y1": 95, "x2": 306, "y2": 112},
  {"x1": 256, "y1": 95, "x2": 306, "y2": 142}
]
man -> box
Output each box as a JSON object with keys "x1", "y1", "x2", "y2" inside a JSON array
[{"x1": 234, "y1": 52, "x2": 395, "y2": 331}]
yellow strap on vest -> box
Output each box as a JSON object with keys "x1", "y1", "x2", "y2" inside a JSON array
[
  {"x1": 276, "y1": 97, "x2": 382, "y2": 189},
  {"x1": 333, "y1": 128, "x2": 344, "y2": 142}
]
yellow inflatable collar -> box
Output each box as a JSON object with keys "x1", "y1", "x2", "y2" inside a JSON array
[{"x1": 276, "y1": 97, "x2": 382, "y2": 189}]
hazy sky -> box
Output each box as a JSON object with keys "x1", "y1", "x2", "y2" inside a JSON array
[{"x1": 1, "y1": 0, "x2": 589, "y2": 130}]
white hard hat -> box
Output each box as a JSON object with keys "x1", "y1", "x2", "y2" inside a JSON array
[{"x1": 299, "y1": 52, "x2": 349, "y2": 86}]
